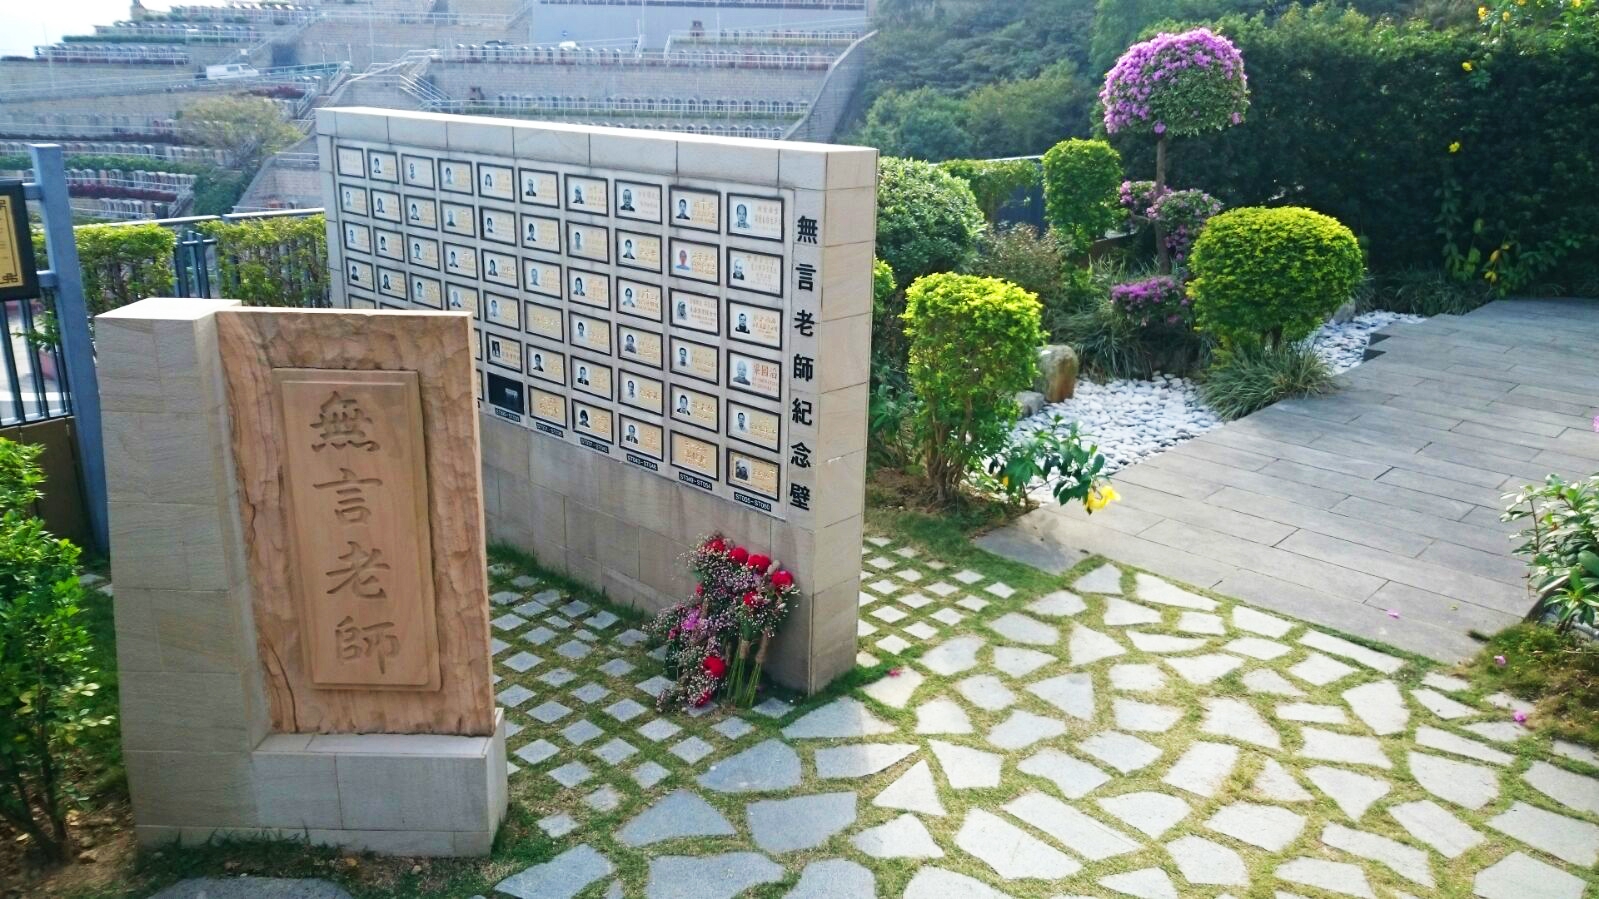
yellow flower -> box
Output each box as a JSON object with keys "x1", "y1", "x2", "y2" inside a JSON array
[
  {"x1": 1478, "y1": 3, "x2": 1488, "y2": 16},
  {"x1": 1462, "y1": 60, "x2": 1473, "y2": 71},
  {"x1": 1573, "y1": 0, "x2": 1582, "y2": 9},
  {"x1": 1085, "y1": 483, "x2": 1120, "y2": 512},
  {"x1": 1515, "y1": 0, "x2": 1525, "y2": 6},
  {"x1": 1485, "y1": 270, "x2": 1499, "y2": 283},
  {"x1": 1449, "y1": 141, "x2": 1462, "y2": 153},
  {"x1": 1502, "y1": 9, "x2": 1511, "y2": 19}
]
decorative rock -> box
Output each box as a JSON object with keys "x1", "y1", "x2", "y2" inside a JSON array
[
  {"x1": 1075, "y1": 563, "x2": 1124, "y2": 595},
  {"x1": 697, "y1": 739, "x2": 802, "y2": 793},
  {"x1": 929, "y1": 740, "x2": 1003, "y2": 789},
  {"x1": 1410, "y1": 688, "x2": 1475, "y2": 720},
  {"x1": 1306, "y1": 766, "x2": 1390, "y2": 820},
  {"x1": 1473, "y1": 852, "x2": 1587, "y2": 899},
  {"x1": 1098, "y1": 791, "x2": 1191, "y2": 838},
  {"x1": 1299, "y1": 728, "x2": 1392, "y2": 769},
  {"x1": 1167, "y1": 835, "x2": 1247, "y2": 886},
  {"x1": 1103, "y1": 597, "x2": 1162, "y2": 627},
  {"x1": 1415, "y1": 726, "x2": 1513, "y2": 766},
  {"x1": 915, "y1": 696, "x2": 973, "y2": 734},
  {"x1": 1201, "y1": 697, "x2": 1280, "y2": 748},
  {"x1": 988, "y1": 710, "x2": 1066, "y2": 750},
  {"x1": 1342, "y1": 680, "x2": 1409, "y2": 735},
  {"x1": 1071, "y1": 625, "x2": 1127, "y2": 666},
  {"x1": 921, "y1": 636, "x2": 984, "y2": 676},
  {"x1": 993, "y1": 647, "x2": 1054, "y2": 677},
  {"x1": 782, "y1": 698, "x2": 895, "y2": 739},
  {"x1": 1035, "y1": 344, "x2": 1079, "y2": 402},
  {"x1": 1004, "y1": 791, "x2": 1141, "y2": 860},
  {"x1": 1289, "y1": 652, "x2": 1357, "y2": 686},
  {"x1": 1134, "y1": 573, "x2": 1217, "y2": 610},
  {"x1": 1408, "y1": 751, "x2": 1500, "y2": 810},
  {"x1": 1099, "y1": 867, "x2": 1178, "y2": 899},
  {"x1": 1110, "y1": 663, "x2": 1167, "y2": 693},
  {"x1": 1016, "y1": 390, "x2": 1048, "y2": 418},
  {"x1": 1027, "y1": 672, "x2": 1095, "y2": 719},
  {"x1": 989, "y1": 612, "x2": 1059, "y2": 646},
  {"x1": 1523, "y1": 760, "x2": 1599, "y2": 815},
  {"x1": 618, "y1": 791, "x2": 735, "y2": 847},
  {"x1": 1300, "y1": 631, "x2": 1403, "y2": 674},
  {"x1": 957, "y1": 674, "x2": 1016, "y2": 711},
  {"x1": 861, "y1": 667, "x2": 925, "y2": 709},
  {"x1": 903, "y1": 868, "x2": 1016, "y2": 899},
  {"x1": 1018, "y1": 748, "x2": 1110, "y2": 798},
  {"x1": 956, "y1": 808, "x2": 1081, "y2": 880},
  {"x1": 1275, "y1": 858, "x2": 1374, "y2": 899},
  {"x1": 784, "y1": 859, "x2": 875, "y2": 899},
  {"x1": 1167, "y1": 653, "x2": 1244, "y2": 685},
  {"x1": 1080, "y1": 731, "x2": 1163, "y2": 773},
  {"x1": 1254, "y1": 758, "x2": 1312, "y2": 802},
  {"x1": 1386, "y1": 800, "x2": 1482, "y2": 858},
  {"x1": 645, "y1": 853, "x2": 783, "y2": 899},
  {"x1": 1487, "y1": 801, "x2": 1599, "y2": 866},
  {"x1": 874, "y1": 759, "x2": 946, "y2": 816},
  {"x1": 1128, "y1": 632, "x2": 1207, "y2": 653},
  {"x1": 815, "y1": 743, "x2": 917, "y2": 779},
  {"x1": 1233, "y1": 605, "x2": 1291, "y2": 637},
  {"x1": 1243, "y1": 669, "x2": 1305, "y2": 697},
  {"x1": 1163, "y1": 741, "x2": 1240, "y2": 798},
  {"x1": 1177, "y1": 611, "x2": 1227, "y2": 635},
  {"x1": 746, "y1": 792, "x2": 857, "y2": 853},
  {"x1": 1320, "y1": 823, "x2": 1433, "y2": 887},
  {"x1": 1028, "y1": 589, "x2": 1087, "y2": 618},
  {"x1": 853, "y1": 813, "x2": 944, "y2": 860},
  {"x1": 1207, "y1": 802, "x2": 1306, "y2": 851},
  {"x1": 497, "y1": 845, "x2": 613, "y2": 899}
]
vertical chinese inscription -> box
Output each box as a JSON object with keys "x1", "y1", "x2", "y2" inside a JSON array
[{"x1": 276, "y1": 368, "x2": 441, "y2": 690}]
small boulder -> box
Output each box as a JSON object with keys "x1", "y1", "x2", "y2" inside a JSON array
[
  {"x1": 1017, "y1": 391, "x2": 1048, "y2": 417},
  {"x1": 1035, "y1": 345, "x2": 1079, "y2": 402}
]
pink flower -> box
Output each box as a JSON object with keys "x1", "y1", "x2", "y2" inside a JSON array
[
  {"x1": 1494, "y1": 655, "x2": 1507, "y2": 667},
  {"x1": 1386, "y1": 609, "x2": 1400, "y2": 619},
  {"x1": 888, "y1": 667, "x2": 903, "y2": 677},
  {"x1": 1592, "y1": 414, "x2": 1598, "y2": 433},
  {"x1": 1513, "y1": 710, "x2": 1528, "y2": 724}
]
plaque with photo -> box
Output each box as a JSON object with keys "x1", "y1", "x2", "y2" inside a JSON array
[
  {"x1": 670, "y1": 187, "x2": 720, "y2": 232},
  {"x1": 727, "y1": 247, "x2": 783, "y2": 297},
  {"x1": 616, "y1": 324, "x2": 662, "y2": 368},
  {"x1": 377, "y1": 266, "x2": 406, "y2": 299},
  {"x1": 619, "y1": 416, "x2": 662, "y2": 459},
  {"x1": 615, "y1": 181, "x2": 661, "y2": 223},
  {"x1": 727, "y1": 351, "x2": 781, "y2": 399},
  {"x1": 569, "y1": 313, "x2": 611, "y2": 355},
  {"x1": 727, "y1": 300, "x2": 782, "y2": 349},
  {"x1": 405, "y1": 196, "x2": 438, "y2": 229},
  {"x1": 670, "y1": 384, "x2": 719, "y2": 432},
  {"x1": 616, "y1": 231, "x2": 661, "y2": 273},
  {"x1": 567, "y1": 223, "x2": 610, "y2": 263},
  {"x1": 566, "y1": 175, "x2": 608, "y2": 214},
  {"x1": 410, "y1": 275, "x2": 442, "y2": 309},
  {"x1": 367, "y1": 150, "x2": 398, "y2": 182},
  {"x1": 346, "y1": 259, "x2": 373, "y2": 290},
  {"x1": 444, "y1": 242, "x2": 478, "y2": 278},
  {"x1": 519, "y1": 168, "x2": 558, "y2": 206},
  {"x1": 572, "y1": 399, "x2": 613, "y2": 443},
  {"x1": 336, "y1": 147, "x2": 365, "y2": 177},
  {"x1": 520, "y1": 260, "x2": 558, "y2": 297},
  {"x1": 441, "y1": 202, "x2": 476, "y2": 236},
  {"x1": 478, "y1": 163, "x2": 514, "y2": 201},
  {"x1": 482, "y1": 250, "x2": 518, "y2": 287},
  {"x1": 486, "y1": 371, "x2": 524, "y2": 416},
  {"x1": 571, "y1": 359, "x2": 612, "y2": 401},
  {"x1": 527, "y1": 346, "x2": 566, "y2": 385},
  {"x1": 568, "y1": 269, "x2": 610, "y2": 309},
  {"x1": 371, "y1": 189, "x2": 401, "y2": 222},
  {"x1": 526, "y1": 302, "x2": 564, "y2": 341},
  {"x1": 338, "y1": 184, "x2": 368, "y2": 216},
  {"x1": 727, "y1": 194, "x2": 784, "y2": 242},
  {"x1": 617, "y1": 279, "x2": 662, "y2": 321},
  {"x1": 439, "y1": 159, "x2": 472, "y2": 193},
  {"x1": 670, "y1": 336, "x2": 718, "y2": 383},
  {"x1": 618, "y1": 370, "x2": 664, "y2": 415},
  {"x1": 446, "y1": 283, "x2": 478, "y2": 313},
  {"x1": 374, "y1": 228, "x2": 403, "y2": 261},
  {"x1": 408, "y1": 236, "x2": 440, "y2": 270},
  {"x1": 727, "y1": 400, "x2": 780, "y2": 452},
  {"x1": 669, "y1": 290, "x2": 718, "y2": 334},
  {"x1": 521, "y1": 214, "x2": 561, "y2": 254},
  {"x1": 669, "y1": 239, "x2": 719, "y2": 284},
  {"x1": 484, "y1": 292, "x2": 521, "y2": 329},
  {"x1": 531, "y1": 387, "x2": 567, "y2": 427},
  {"x1": 485, "y1": 333, "x2": 523, "y2": 372},
  {"x1": 480, "y1": 207, "x2": 517, "y2": 245},
  {"x1": 342, "y1": 222, "x2": 371, "y2": 254},
  {"x1": 727, "y1": 449, "x2": 780, "y2": 500},
  {"x1": 402, "y1": 154, "x2": 435, "y2": 188},
  {"x1": 671, "y1": 431, "x2": 719, "y2": 479}
]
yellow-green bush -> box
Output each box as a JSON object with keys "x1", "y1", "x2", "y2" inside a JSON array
[
  {"x1": 73, "y1": 224, "x2": 176, "y2": 317},
  {"x1": 1041, "y1": 139, "x2": 1123, "y2": 255},
  {"x1": 903, "y1": 273, "x2": 1044, "y2": 504},
  {"x1": 1187, "y1": 206, "x2": 1364, "y2": 348}
]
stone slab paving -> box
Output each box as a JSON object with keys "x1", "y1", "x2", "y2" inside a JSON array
[
  {"x1": 483, "y1": 534, "x2": 1599, "y2": 899},
  {"x1": 979, "y1": 298, "x2": 1599, "y2": 662}
]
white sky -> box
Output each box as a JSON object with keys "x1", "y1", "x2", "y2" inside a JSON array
[{"x1": 1, "y1": 0, "x2": 232, "y2": 58}]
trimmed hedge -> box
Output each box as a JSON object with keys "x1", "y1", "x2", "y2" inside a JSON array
[{"x1": 1041, "y1": 139, "x2": 1124, "y2": 254}]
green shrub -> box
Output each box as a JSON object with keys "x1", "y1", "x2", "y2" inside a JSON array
[
  {"x1": 1199, "y1": 343, "x2": 1335, "y2": 420},
  {"x1": 869, "y1": 257, "x2": 905, "y2": 385},
  {"x1": 903, "y1": 274, "x2": 1045, "y2": 504},
  {"x1": 875, "y1": 157, "x2": 986, "y2": 286},
  {"x1": 1365, "y1": 268, "x2": 1492, "y2": 316},
  {"x1": 1504, "y1": 474, "x2": 1599, "y2": 632},
  {"x1": 970, "y1": 225, "x2": 1073, "y2": 316},
  {"x1": 0, "y1": 439, "x2": 108, "y2": 862},
  {"x1": 940, "y1": 158, "x2": 1042, "y2": 224},
  {"x1": 73, "y1": 224, "x2": 177, "y2": 317},
  {"x1": 1041, "y1": 139, "x2": 1124, "y2": 254},
  {"x1": 195, "y1": 214, "x2": 329, "y2": 308},
  {"x1": 1188, "y1": 206, "x2": 1364, "y2": 348}
]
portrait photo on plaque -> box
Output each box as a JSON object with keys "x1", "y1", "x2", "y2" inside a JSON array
[
  {"x1": 616, "y1": 231, "x2": 661, "y2": 273},
  {"x1": 373, "y1": 228, "x2": 403, "y2": 261},
  {"x1": 478, "y1": 163, "x2": 515, "y2": 201},
  {"x1": 377, "y1": 266, "x2": 406, "y2": 299},
  {"x1": 336, "y1": 146, "x2": 365, "y2": 177},
  {"x1": 342, "y1": 222, "x2": 371, "y2": 254},
  {"x1": 410, "y1": 276, "x2": 442, "y2": 309},
  {"x1": 519, "y1": 168, "x2": 558, "y2": 206},
  {"x1": 669, "y1": 239, "x2": 720, "y2": 284},
  {"x1": 408, "y1": 236, "x2": 440, "y2": 270},
  {"x1": 617, "y1": 279, "x2": 662, "y2": 321},
  {"x1": 338, "y1": 184, "x2": 368, "y2": 216},
  {"x1": 486, "y1": 371, "x2": 525, "y2": 415},
  {"x1": 371, "y1": 189, "x2": 401, "y2": 223},
  {"x1": 483, "y1": 250, "x2": 519, "y2": 288},
  {"x1": 528, "y1": 302, "x2": 566, "y2": 342},
  {"x1": 531, "y1": 387, "x2": 567, "y2": 427},
  {"x1": 524, "y1": 259, "x2": 562, "y2": 298},
  {"x1": 571, "y1": 358, "x2": 613, "y2": 401},
  {"x1": 569, "y1": 312, "x2": 612, "y2": 355},
  {"x1": 439, "y1": 159, "x2": 472, "y2": 194},
  {"x1": 484, "y1": 292, "x2": 521, "y2": 329},
  {"x1": 480, "y1": 207, "x2": 517, "y2": 245},
  {"x1": 728, "y1": 449, "x2": 781, "y2": 500},
  {"x1": 441, "y1": 202, "x2": 476, "y2": 237},
  {"x1": 521, "y1": 214, "x2": 561, "y2": 254},
  {"x1": 615, "y1": 181, "x2": 662, "y2": 223},
  {"x1": 568, "y1": 223, "x2": 610, "y2": 263},
  {"x1": 727, "y1": 300, "x2": 782, "y2": 349},
  {"x1": 670, "y1": 336, "x2": 719, "y2": 384},
  {"x1": 486, "y1": 333, "x2": 524, "y2": 373},
  {"x1": 367, "y1": 149, "x2": 398, "y2": 182},
  {"x1": 727, "y1": 247, "x2": 784, "y2": 297},
  {"x1": 620, "y1": 416, "x2": 663, "y2": 459},
  {"x1": 566, "y1": 175, "x2": 608, "y2": 214},
  {"x1": 670, "y1": 384, "x2": 719, "y2": 432},
  {"x1": 727, "y1": 350, "x2": 781, "y2": 399},
  {"x1": 405, "y1": 195, "x2": 438, "y2": 229},
  {"x1": 727, "y1": 194, "x2": 784, "y2": 242},
  {"x1": 346, "y1": 259, "x2": 373, "y2": 290},
  {"x1": 444, "y1": 242, "x2": 478, "y2": 278},
  {"x1": 619, "y1": 370, "x2": 664, "y2": 415},
  {"x1": 671, "y1": 431, "x2": 719, "y2": 480},
  {"x1": 669, "y1": 187, "x2": 720, "y2": 232},
  {"x1": 572, "y1": 399, "x2": 613, "y2": 443},
  {"x1": 568, "y1": 268, "x2": 611, "y2": 309},
  {"x1": 727, "y1": 400, "x2": 781, "y2": 452},
  {"x1": 617, "y1": 324, "x2": 663, "y2": 368},
  {"x1": 670, "y1": 290, "x2": 719, "y2": 334},
  {"x1": 527, "y1": 345, "x2": 566, "y2": 385},
  {"x1": 446, "y1": 283, "x2": 478, "y2": 313},
  {"x1": 402, "y1": 154, "x2": 435, "y2": 188}
]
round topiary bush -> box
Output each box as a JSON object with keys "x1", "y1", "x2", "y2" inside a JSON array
[
  {"x1": 1187, "y1": 206, "x2": 1365, "y2": 348},
  {"x1": 1041, "y1": 139, "x2": 1123, "y2": 254},
  {"x1": 875, "y1": 157, "x2": 985, "y2": 286},
  {"x1": 1100, "y1": 28, "x2": 1250, "y2": 139}
]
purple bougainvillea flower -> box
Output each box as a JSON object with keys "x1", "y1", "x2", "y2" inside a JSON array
[
  {"x1": 1101, "y1": 28, "x2": 1249, "y2": 136},
  {"x1": 1386, "y1": 609, "x2": 1400, "y2": 619},
  {"x1": 1494, "y1": 654, "x2": 1508, "y2": 667},
  {"x1": 1513, "y1": 710, "x2": 1528, "y2": 724}
]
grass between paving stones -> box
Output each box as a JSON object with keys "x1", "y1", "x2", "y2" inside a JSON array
[{"x1": 1462, "y1": 622, "x2": 1599, "y2": 748}]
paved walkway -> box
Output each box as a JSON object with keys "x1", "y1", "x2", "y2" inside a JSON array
[{"x1": 979, "y1": 298, "x2": 1599, "y2": 663}]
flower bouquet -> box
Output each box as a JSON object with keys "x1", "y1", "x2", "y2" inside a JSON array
[{"x1": 646, "y1": 534, "x2": 797, "y2": 709}]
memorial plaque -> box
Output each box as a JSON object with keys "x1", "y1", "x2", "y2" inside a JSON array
[
  {"x1": 371, "y1": 190, "x2": 400, "y2": 222},
  {"x1": 405, "y1": 196, "x2": 438, "y2": 229},
  {"x1": 484, "y1": 292, "x2": 520, "y2": 329},
  {"x1": 620, "y1": 416, "x2": 662, "y2": 459},
  {"x1": 568, "y1": 269, "x2": 610, "y2": 309},
  {"x1": 367, "y1": 150, "x2": 398, "y2": 182},
  {"x1": 670, "y1": 187, "x2": 720, "y2": 232},
  {"x1": 671, "y1": 431, "x2": 719, "y2": 479},
  {"x1": 339, "y1": 184, "x2": 368, "y2": 216},
  {"x1": 444, "y1": 243, "x2": 478, "y2": 278},
  {"x1": 374, "y1": 229, "x2": 403, "y2": 261},
  {"x1": 408, "y1": 236, "x2": 439, "y2": 269},
  {"x1": 482, "y1": 250, "x2": 517, "y2": 287},
  {"x1": 571, "y1": 359, "x2": 612, "y2": 400},
  {"x1": 276, "y1": 369, "x2": 439, "y2": 690},
  {"x1": 728, "y1": 247, "x2": 784, "y2": 296},
  {"x1": 442, "y1": 202, "x2": 476, "y2": 236},
  {"x1": 727, "y1": 447, "x2": 780, "y2": 500},
  {"x1": 671, "y1": 290, "x2": 719, "y2": 334},
  {"x1": 617, "y1": 279, "x2": 662, "y2": 321},
  {"x1": 521, "y1": 215, "x2": 561, "y2": 254},
  {"x1": 446, "y1": 283, "x2": 477, "y2": 313},
  {"x1": 619, "y1": 370, "x2": 663, "y2": 414},
  {"x1": 566, "y1": 175, "x2": 608, "y2": 213},
  {"x1": 477, "y1": 163, "x2": 514, "y2": 201},
  {"x1": 727, "y1": 350, "x2": 780, "y2": 399},
  {"x1": 480, "y1": 207, "x2": 516, "y2": 245},
  {"x1": 0, "y1": 181, "x2": 38, "y2": 302},
  {"x1": 524, "y1": 259, "x2": 561, "y2": 297},
  {"x1": 440, "y1": 159, "x2": 472, "y2": 193},
  {"x1": 727, "y1": 193, "x2": 784, "y2": 242},
  {"x1": 519, "y1": 168, "x2": 558, "y2": 206},
  {"x1": 616, "y1": 231, "x2": 660, "y2": 272},
  {"x1": 727, "y1": 400, "x2": 780, "y2": 451},
  {"x1": 526, "y1": 302, "x2": 564, "y2": 341},
  {"x1": 617, "y1": 324, "x2": 662, "y2": 367},
  {"x1": 727, "y1": 300, "x2": 782, "y2": 348},
  {"x1": 336, "y1": 147, "x2": 366, "y2": 177},
  {"x1": 343, "y1": 223, "x2": 371, "y2": 254},
  {"x1": 671, "y1": 336, "x2": 718, "y2": 383},
  {"x1": 486, "y1": 333, "x2": 523, "y2": 372},
  {"x1": 528, "y1": 346, "x2": 566, "y2": 384},
  {"x1": 570, "y1": 312, "x2": 611, "y2": 354},
  {"x1": 568, "y1": 222, "x2": 610, "y2": 262},
  {"x1": 671, "y1": 384, "x2": 719, "y2": 431},
  {"x1": 531, "y1": 386, "x2": 567, "y2": 426},
  {"x1": 670, "y1": 238, "x2": 719, "y2": 283},
  {"x1": 615, "y1": 181, "x2": 661, "y2": 222},
  {"x1": 410, "y1": 276, "x2": 442, "y2": 309},
  {"x1": 402, "y1": 155, "x2": 435, "y2": 188}
]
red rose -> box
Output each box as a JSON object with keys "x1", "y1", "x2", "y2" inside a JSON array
[
  {"x1": 771, "y1": 570, "x2": 794, "y2": 589},
  {"x1": 747, "y1": 553, "x2": 771, "y2": 572},
  {"x1": 706, "y1": 537, "x2": 726, "y2": 553},
  {"x1": 695, "y1": 583, "x2": 704, "y2": 596},
  {"x1": 729, "y1": 546, "x2": 749, "y2": 564},
  {"x1": 742, "y1": 591, "x2": 759, "y2": 608},
  {"x1": 703, "y1": 655, "x2": 728, "y2": 679},
  {"x1": 694, "y1": 689, "x2": 713, "y2": 707}
]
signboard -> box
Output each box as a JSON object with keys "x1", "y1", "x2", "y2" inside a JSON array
[{"x1": 0, "y1": 181, "x2": 40, "y2": 302}]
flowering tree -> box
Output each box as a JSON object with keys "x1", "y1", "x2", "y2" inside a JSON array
[{"x1": 1101, "y1": 28, "x2": 1248, "y2": 271}]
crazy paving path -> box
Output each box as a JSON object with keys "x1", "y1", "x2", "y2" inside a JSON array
[{"x1": 486, "y1": 537, "x2": 1599, "y2": 899}]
